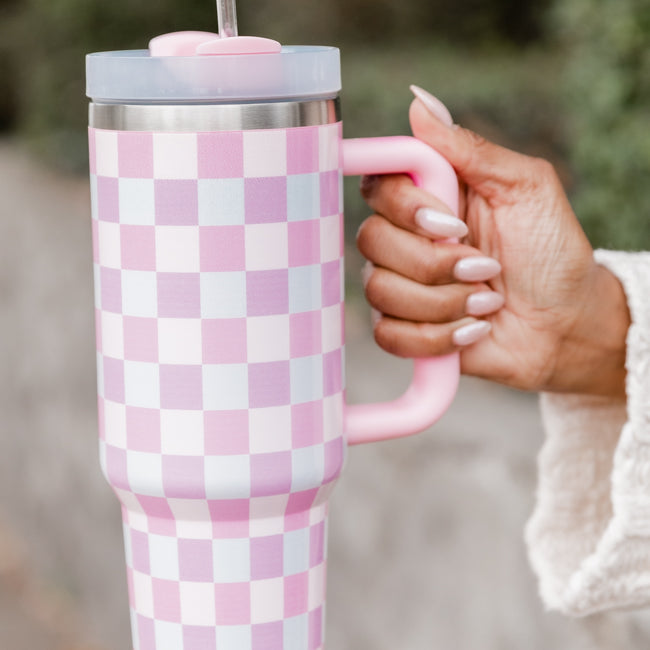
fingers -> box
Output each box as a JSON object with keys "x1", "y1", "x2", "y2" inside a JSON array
[
  {"x1": 358, "y1": 214, "x2": 503, "y2": 356},
  {"x1": 360, "y1": 173, "x2": 466, "y2": 238},
  {"x1": 356, "y1": 214, "x2": 498, "y2": 285},
  {"x1": 364, "y1": 262, "x2": 504, "y2": 322},
  {"x1": 364, "y1": 264, "x2": 495, "y2": 323},
  {"x1": 408, "y1": 86, "x2": 539, "y2": 194},
  {"x1": 373, "y1": 316, "x2": 492, "y2": 358}
]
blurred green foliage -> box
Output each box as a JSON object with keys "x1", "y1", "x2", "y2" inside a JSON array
[
  {"x1": 1, "y1": 0, "x2": 221, "y2": 169},
  {"x1": 0, "y1": 0, "x2": 548, "y2": 164},
  {"x1": 551, "y1": 0, "x2": 650, "y2": 249},
  {"x1": 1, "y1": 0, "x2": 649, "y2": 249}
]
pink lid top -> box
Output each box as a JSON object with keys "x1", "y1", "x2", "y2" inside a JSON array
[{"x1": 149, "y1": 31, "x2": 282, "y2": 57}]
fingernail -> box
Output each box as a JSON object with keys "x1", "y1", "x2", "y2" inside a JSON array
[
  {"x1": 370, "y1": 308, "x2": 382, "y2": 328},
  {"x1": 415, "y1": 207, "x2": 467, "y2": 239},
  {"x1": 410, "y1": 85, "x2": 454, "y2": 126},
  {"x1": 454, "y1": 257, "x2": 501, "y2": 282},
  {"x1": 361, "y1": 261, "x2": 374, "y2": 288},
  {"x1": 452, "y1": 320, "x2": 492, "y2": 347},
  {"x1": 466, "y1": 291, "x2": 504, "y2": 316}
]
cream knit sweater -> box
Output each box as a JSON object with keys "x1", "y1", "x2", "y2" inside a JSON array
[{"x1": 526, "y1": 249, "x2": 650, "y2": 616}]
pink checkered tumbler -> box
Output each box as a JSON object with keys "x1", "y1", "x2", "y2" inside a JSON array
[{"x1": 87, "y1": 33, "x2": 459, "y2": 650}]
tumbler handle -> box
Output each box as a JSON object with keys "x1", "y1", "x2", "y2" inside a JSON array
[{"x1": 343, "y1": 136, "x2": 460, "y2": 445}]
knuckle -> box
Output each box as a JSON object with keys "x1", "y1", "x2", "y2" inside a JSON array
[
  {"x1": 464, "y1": 128, "x2": 488, "y2": 149},
  {"x1": 521, "y1": 157, "x2": 560, "y2": 195},
  {"x1": 442, "y1": 289, "x2": 468, "y2": 321},
  {"x1": 459, "y1": 129, "x2": 488, "y2": 171},
  {"x1": 361, "y1": 173, "x2": 414, "y2": 215},
  {"x1": 413, "y1": 252, "x2": 441, "y2": 285},
  {"x1": 530, "y1": 157, "x2": 557, "y2": 182},
  {"x1": 392, "y1": 178, "x2": 415, "y2": 206},
  {"x1": 419, "y1": 323, "x2": 452, "y2": 356},
  {"x1": 393, "y1": 181, "x2": 421, "y2": 221}
]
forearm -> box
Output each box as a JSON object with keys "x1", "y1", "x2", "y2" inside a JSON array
[{"x1": 545, "y1": 262, "x2": 630, "y2": 398}]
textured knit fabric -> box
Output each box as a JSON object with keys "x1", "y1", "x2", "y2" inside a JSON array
[{"x1": 526, "y1": 249, "x2": 650, "y2": 616}]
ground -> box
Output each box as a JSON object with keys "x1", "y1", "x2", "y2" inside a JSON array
[{"x1": 1, "y1": 139, "x2": 648, "y2": 648}]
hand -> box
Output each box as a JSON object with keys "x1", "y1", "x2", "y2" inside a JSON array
[{"x1": 357, "y1": 87, "x2": 630, "y2": 397}]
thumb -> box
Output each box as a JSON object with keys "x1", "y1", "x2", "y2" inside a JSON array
[{"x1": 409, "y1": 85, "x2": 533, "y2": 191}]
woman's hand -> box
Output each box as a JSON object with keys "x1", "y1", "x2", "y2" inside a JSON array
[{"x1": 357, "y1": 87, "x2": 630, "y2": 397}]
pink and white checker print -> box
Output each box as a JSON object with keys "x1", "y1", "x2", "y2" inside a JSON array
[{"x1": 89, "y1": 122, "x2": 346, "y2": 650}]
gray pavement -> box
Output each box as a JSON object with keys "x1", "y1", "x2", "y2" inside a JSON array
[{"x1": 1, "y1": 139, "x2": 648, "y2": 648}]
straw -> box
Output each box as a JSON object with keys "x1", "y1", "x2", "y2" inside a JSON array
[{"x1": 217, "y1": 0, "x2": 238, "y2": 37}]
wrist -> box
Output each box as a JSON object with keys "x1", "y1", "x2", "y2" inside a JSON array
[{"x1": 546, "y1": 263, "x2": 630, "y2": 398}]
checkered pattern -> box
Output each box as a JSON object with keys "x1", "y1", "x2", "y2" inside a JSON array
[{"x1": 89, "y1": 123, "x2": 346, "y2": 650}]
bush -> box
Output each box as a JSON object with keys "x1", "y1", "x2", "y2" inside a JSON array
[{"x1": 552, "y1": 0, "x2": 650, "y2": 249}]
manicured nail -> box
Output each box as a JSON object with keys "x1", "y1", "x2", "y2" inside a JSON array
[
  {"x1": 452, "y1": 320, "x2": 492, "y2": 347},
  {"x1": 361, "y1": 261, "x2": 374, "y2": 288},
  {"x1": 415, "y1": 207, "x2": 467, "y2": 239},
  {"x1": 466, "y1": 291, "x2": 505, "y2": 316},
  {"x1": 410, "y1": 85, "x2": 454, "y2": 126},
  {"x1": 454, "y1": 257, "x2": 501, "y2": 282}
]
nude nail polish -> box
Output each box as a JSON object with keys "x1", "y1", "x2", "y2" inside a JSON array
[
  {"x1": 452, "y1": 320, "x2": 492, "y2": 347},
  {"x1": 415, "y1": 207, "x2": 467, "y2": 239},
  {"x1": 361, "y1": 261, "x2": 374, "y2": 288},
  {"x1": 466, "y1": 291, "x2": 504, "y2": 316},
  {"x1": 410, "y1": 85, "x2": 454, "y2": 127},
  {"x1": 454, "y1": 257, "x2": 502, "y2": 283}
]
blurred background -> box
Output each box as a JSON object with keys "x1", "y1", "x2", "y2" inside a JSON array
[{"x1": 1, "y1": 0, "x2": 650, "y2": 648}]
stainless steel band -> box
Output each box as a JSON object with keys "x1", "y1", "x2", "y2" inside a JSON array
[{"x1": 89, "y1": 98, "x2": 341, "y2": 131}]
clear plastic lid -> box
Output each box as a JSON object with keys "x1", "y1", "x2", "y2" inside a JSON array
[{"x1": 86, "y1": 45, "x2": 341, "y2": 104}]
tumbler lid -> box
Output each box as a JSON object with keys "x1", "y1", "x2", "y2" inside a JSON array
[{"x1": 86, "y1": 31, "x2": 341, "y2": 103}]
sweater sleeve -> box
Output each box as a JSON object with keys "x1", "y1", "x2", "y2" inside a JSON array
[{"x1": 525, "y1": 249, "x2": 650, "y2": 616}]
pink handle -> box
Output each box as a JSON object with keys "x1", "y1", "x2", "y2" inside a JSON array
[{"x1": 343, "y1": 136, "x2": 460, "y2": 445}]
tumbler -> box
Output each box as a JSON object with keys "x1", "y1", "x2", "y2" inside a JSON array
[{"x1": 86, "y1": 31, "x2": 459, "y2": 650}]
